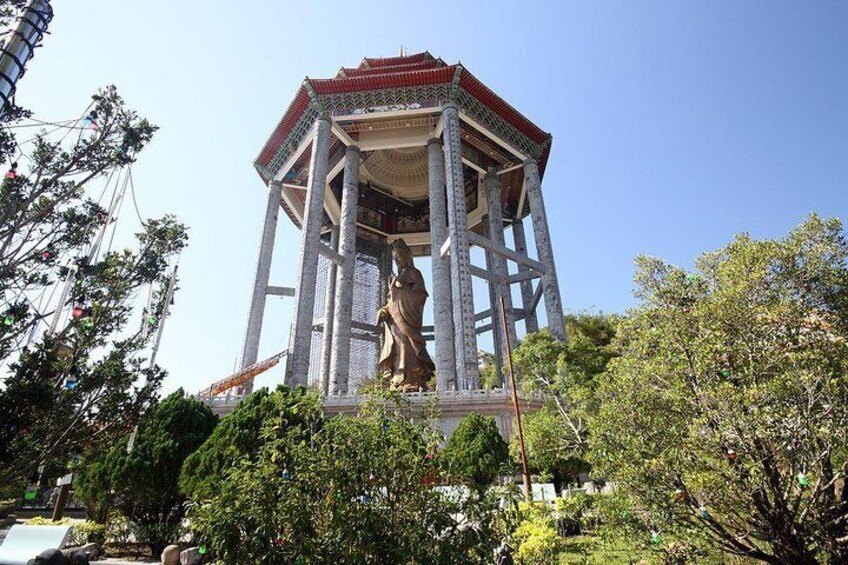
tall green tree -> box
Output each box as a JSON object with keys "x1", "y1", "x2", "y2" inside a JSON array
[
  {"x1": 80, "y1": 390, "x2": 216, "y2": 555},
  {"x1": 511, "y1": 314, "x2": 618, "y2": 485},
  {"x1": 0, "y1": 86, "x2": 187, "y2": 488},
  {"x1": 589, "y1": 215, "x2": 848, "y2": 564}
]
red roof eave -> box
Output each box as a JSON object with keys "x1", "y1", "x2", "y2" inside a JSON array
[
  {"x1": 256, "y1": 85, "x2": 311, "y2": 168},
  {"x1": 459, "y1": 70, "x2": 549, "y2": 144},
  {"x1": 309, "y1": 66, "x2": 456, "y2": 96}
]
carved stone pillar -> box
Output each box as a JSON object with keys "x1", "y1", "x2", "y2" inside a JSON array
[
  {"x1": 329, "y1": 146, "x2": 361, "y2": 394},
  {"x1": 427, "y1": 138, "x2": 456, "y2": 391},
  {"x1": 512, "y1": 218, "x2": 538, "y2": 333},
  {"x1": 442, "y1": 104, "x2": 479, "y2": 389},
  {"x1": 524, "y1": 158, "x2": 565, "y2": 340},
  {"x1": 286, "y1": 116, "x2": 332, "y2": 385},
  {"x1": 240, "y1": 179, "x2": 282, "y2": 394}
]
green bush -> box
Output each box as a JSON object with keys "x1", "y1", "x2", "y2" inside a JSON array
[
  {"x1": 440, "y1": 413, "x2": 510, "y2": 495},
  {"x1": 24, "y1": 517, "x2": 106, "y2": 546},
  {"x1": 512, "y1": 502, "x2": 565, "y2": 564}
]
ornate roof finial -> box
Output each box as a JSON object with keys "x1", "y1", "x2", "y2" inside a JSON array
[{"x1": 400, "y1": 44, "x2": 406, "y2": 57}]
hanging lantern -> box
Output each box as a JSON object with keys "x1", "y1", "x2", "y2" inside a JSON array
[
  {"x1": 198, "y1": 546, "x2": 207, "y2": 555},
  {"x1": 725, "y1": 448, "x2": 738, "y2": 462},
  {"x1": 425, "y1": 452, "x2": 435, "y2": 461},
  {"x1": 23, "y1": 485, "x2": 38, "y2": 501},
  {"x1": 72, "y1": 305, "x2": 85, "y2": 318},
  {"x1": 5, "y1": 161, "x2": 17, "y2": 179},
  {"x1": 674, "y1": 488, "x2": 686, "y2": 501},
  {"x1": 273, "y1": 537, "x2": 285, "y2": 548},
  {"x1": 698, "y1": 505, "x2": 710, "y2": 519},
  {"x1": 64, "y1": 376, "x2": 77, "y2": 390},
  {"x1": 720, "y1": 367, "x2": 732, "y2": 377},
  {"x1": 281, "y1": 468, "x2": 291, "y2": 480},
  {"x1": 147, "y1": 315, "x2": 158, "y2": 326},
  {"x1": 797, "y1": 473, "x2": 810, "y2": 487},
  {"x1": 3, "y1": 314, "x2": 14, "y2": 326},
  {"x1": 83, "y1": 111, "x2": 99, "y2": 129},
  {"x1": 359, "y1": 494, "x2": 371, "y2": 503},
  {"x1": 650, "y1": 531, "x2": 662, "y2": 545},
  {"x1": 71, "y1": 455, "x2": 81, "y2": 466},
  {"x1": 786, "y1": 445, "x2": 796, "y2": 455}
]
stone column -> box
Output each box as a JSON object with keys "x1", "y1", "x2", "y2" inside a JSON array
[
  {"x1": 441, "y1": 104, "x2": 479, "y2": 389},
  {"x1": 240, "y1": 179, "x2": 282, "y2": 394},
  {"x1": 329, "y1": 145, "x2": 361, "y2": 394},
  {"x1": 483, "y1": 218, "x2": 504, "y2": 387},
  {"x1": 427, "y1": 138, "x2": 456, "y2": 391},
  {"x1": 512, "y1": 218, "x2": 539, "y2": 334},
  {"x1": 523, "y1": 159, "x2": 565, "y2": 340},
  {"x1": 484, "y1": 170, "x2": 518, "y2": 353},
  {"x1": 286, "y1": 116, "x2": 332, "y2": 385},
  {"x1": 319, "y1": 226, "x2": 339, "y2": 394}
]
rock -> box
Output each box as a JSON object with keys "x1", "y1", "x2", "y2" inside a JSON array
[
  {"x1": 180, "y1": 546, "x2": 203, "y2": 565},
  {"x1": 62, "y1": 548, "x2": 90, "y2": 565},
  {"x1": 77, "y1": 543, "x2": 101, "y2": 560},
  {"x1": 33, "y1": 549, "x2": 70, "y2": 565},
  {"x1": 161, "y1": 544, "x2": 181, "y2": 565}
]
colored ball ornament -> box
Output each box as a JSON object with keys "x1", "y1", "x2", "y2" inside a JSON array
[
  {"x1": 721, "y1": 368, "x2": 732, "y2": 377},
  {"x1": 24, "y1": 485, "x2": 38, "y2": 501},
  {"x1": 650, "y1": 531, "x2": 662, "y2": 545},
  {"x1": 797, "y1": 473, "x2": 810, "y2": 488},
  {"x1": 147, "y1": 315, "x2": 157, "y2": 326},
  {"x1": 281, "y1": 469, "x2": 291, "y2": 480},
  {"x1": 72, "y1": 305, "x2": 85, "y2": 318},
  {"x1": 698, "y1": 505, "x2": 710, "y2": 519},
  {"x1": 3, "y1": 315, "x2": 14, "y2": 326},
  {"x1": 198, "y1": 546, "x2": 207, "y2": 555},
  {"x1": 64, "y1": 377, "x2": 77, "y2": 390},
  {"x1": 725, "y1": 449, "x2": 738, "y2": 462},
  {"x1": 5, "y1": 162, "x2": 17, "y2": 179}
]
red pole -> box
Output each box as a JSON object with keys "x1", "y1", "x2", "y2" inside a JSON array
[{"x1": 500, "y1": 296, "x2": 532, "y2": 502}]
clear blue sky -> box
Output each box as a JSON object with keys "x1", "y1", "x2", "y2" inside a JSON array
[{"x1": 16, "y1": 1, "x2": 848, "y2": 394}]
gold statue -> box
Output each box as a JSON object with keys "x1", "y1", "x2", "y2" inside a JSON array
[{"x1": 377, "y1": 239, "x2": 435, "y2": 391}]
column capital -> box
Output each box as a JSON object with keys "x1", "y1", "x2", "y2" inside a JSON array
[
  {"x1": 441, "y1": 102, "x2": 459, "y2": 113},
  {"x1": 345, "y1": 144, "x2": 361, "y2": 155},
  {"x1": 268, "y1": 179, "x2": 282, "y2": 188},
  {"x1": 484, "y1": 168, "x2": 499, "y2": 182},
  {"x1": 316, "y1": 114, "x2": 332, "y2": 124},
  {"x1": 427, "y1": 137, "x2": 443, "y2": 148},
  {"x1": 522, "y1": 157, "x2": 538, "y2": 168}
]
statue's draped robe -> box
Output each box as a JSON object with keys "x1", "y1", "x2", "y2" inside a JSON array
[{"x1": 378, "y1": 265, "x2": 435, "y2": 390}]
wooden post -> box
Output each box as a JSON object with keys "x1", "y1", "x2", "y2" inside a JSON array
[
  {"x1": 501, "y1": 295, "x2": 532, "y2": 502},
  {"x1": 51, "y1": 482, "x2": 70, "y2": 521}
]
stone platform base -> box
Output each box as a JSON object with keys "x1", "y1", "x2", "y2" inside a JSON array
[
  {"x1": 207, "y1": 388, "x2": 544, "y2": 441},
  {"x1": 325, "y1": 389, "x2": 544, "y2": 441}
]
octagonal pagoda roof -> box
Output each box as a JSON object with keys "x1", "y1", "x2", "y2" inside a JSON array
[{"x1": 254, "y1": 52, "x2": 553, "y2": 184}]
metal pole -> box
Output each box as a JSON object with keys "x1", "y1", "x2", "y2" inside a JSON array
[
  {"x1": 501, "y1": 295, "x2": 532, "y2": 502},
  {"x1": 0, "y1": 0, "x2": 53, "y2": 114},
  {"x1": 149, "y1": 265, "x2": 178, "y2": 368}
]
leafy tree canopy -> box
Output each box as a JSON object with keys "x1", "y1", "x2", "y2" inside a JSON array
[{"x1": 589, "y1": 215, "x2": 848, "y2": 565}]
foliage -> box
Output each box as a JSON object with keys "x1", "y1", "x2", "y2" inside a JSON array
[
  {"x1": 188, "y1": 388, "x2": 504, "y2": 564},
  {"x1": 0, "y1": 86, "x2": 188, "y2": 489},
  {"x1": 511, "y1": 315, "x2": 618, "y2": 485},
  {"x1": 180, "y1": 387, "x2": 292, "y2": 500},
  {"x1": 479, "y1": 350, "x2": 500, "y2": 389},
  {"x1": 78, "y1": 390, "x2": 216, "y2": 555},
  {"x1": 441, "y1": 413, "x2": 511, "y2": 495},
  {"x1": 589, "y1": 215, "x2": 848, "y2": 564},
  {"x1": 24, "y1": 516, "x2": 108, "y2": 546},
  {"x1": 511, "y1": 502, "x2": 565, "y2": 565}
]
